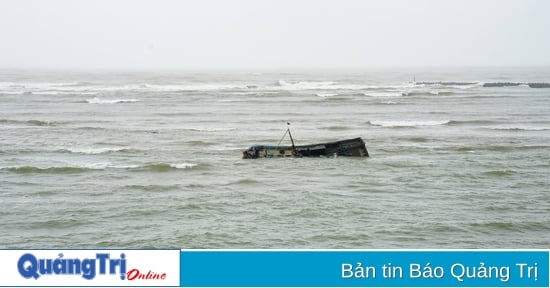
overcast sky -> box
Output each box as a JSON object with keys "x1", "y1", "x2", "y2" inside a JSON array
[{"x1": 1, "y1": 0, "x2": 549, "y2": 70}]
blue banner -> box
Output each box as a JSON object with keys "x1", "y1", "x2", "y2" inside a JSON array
[{"x1": 180, "y1": 250, "x2": 549, "y2": 287}]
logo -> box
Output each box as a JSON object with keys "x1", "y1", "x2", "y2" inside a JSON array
[{"x1": 17, "y1": 252, "x2": 167, "y2": 281}]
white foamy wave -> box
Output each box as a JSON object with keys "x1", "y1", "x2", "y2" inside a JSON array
[
  {"x1": 0, "y1": 80, "x2": 419, "y2": 94},
  {"x1": 31, "y1": 91, "x2": 96, "y2": 95},
  {"x1": 274, "y1": 80, "x2": 376, "y2": 91},
  {"x1": 110, "y1": 164, "x2": 141, "y2": 169},
  {"x1": 64, "y1": 147, "x2": 130, "y2": 154},
  {"x1": 81, "y1": 162, "x2": 112, "y2": 169},
  {"x1": 86, "y1": 97, "x2": 139, "y2": 104},
  {"x1": 37, "y1": 91, "x2": 99, "y2": 95},
  {"x1": 369, "y1": 120, "x2": 451, "y2": 127},
  {"x1": 451, "y1": 83, "x2": 482, "y2": 89},
  {"x1": 142, "y1": 83, "x2": 248, "y2": 91},
  {"x1": 1, "y1": 89, "x2": 99, "y2": 95},
  {"x1": 35, "y1": 162, "x2": 199, "y2": 170},
  {"x1": 72, "y1": 91, "x2": 98, "y2": 95},
  {"x1": 316, "y1": 93, "x2": 339, "y2": 97},
  {"x1": 363, "y1": 92, "x2": 404, "y2": 97},
  {"x1": 0, "y1": 91, "x2": 25, "y2": 95},
  {"x1": 1, "y1": 81, "x2": 250, "y2": 94},
  {"x1": 275, "y1": 80, "x2": 336, "y2": 90},
  {"x1": 171, "y1": 163, "x2": 198, "y2": 169},
  {"x1": 416, "y1": 82, "x2": 482, "y2": 89},
  {"x1": 0, "y1": 81, "x2": 80, "y2": 89},
  {"x1": 87, "y1": 162, "x2": 198, "y2": 170}
]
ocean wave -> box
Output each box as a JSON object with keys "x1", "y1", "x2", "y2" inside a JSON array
[
  {"x1": 1, "y1": 81, "x2": 254, "y2": 94},
  {"x1": 316, "y1": 93, "x2": 339, "y2": 97},
  {"x1": 275, "y1": 80, "x2": 335, "y2": 89},
  {"x1": 135, "y1": 162, "x2": 201, "y2": 172},
  {"x1": 86, "y1": 97, "x2": 139, "y2": 104},
  {"x1": 0, "y1": 81, "x2": 80, "y2": 89},
  {"x1": 273, "y1": 80, "x2": 398, "y2": 91},
  {"x1": 0, "y1": 81, "x2": 98, "y2": 91},
  {"x1": 2, "y1": 162, "x2": 204, "y2": 174},
  {"x1": 3, "y1": 80, "x2": 547, "y2": 95},
  {"x1": 3, "y1": 165, "x2": 93, "y2": 174},
  {"x1": 482, "y1": 170, "x2": 517, "y2": 177},
  {"x1": 59, "y1": 81, "x2": 97, "y2": 87},
  {"x1": 0, "y1": 119, "x2": 58, "y2": 126},
  {"x1": 323, "y1": 125, "x2": 351, "y2": 131},
  {"x1": 368, "y1": 120, "x2": 451, "y2": 127},
  {"x1": 371, "y1": 100, "x2": 399, "y2": 105},
  {"x1": 415, "y1": 81, "x2": 481, "y2": 89},
  {"x1": 402, "y1": 90, "x2": 455, "y2": 96},
  {"x1": 470, "y1": 221, "x2": 518, "y2": 231},
  {"x1": 416, "y1": 81, "x2": 478, "y2": 86},
  {"x1": 400, "y1": 136, "x2": 430, "y2": 143},
  {"x1": 0, "y1": 80, "x2": 421, "y2": 95},
  {"x1": 447, "y1": 120, "x2": 500, "y2": 126},
  {"x1": 454, "y1": 145, "x2": 549, "y2": 153},
  {"x1": 46, "y1": 91, "x2": 99, "y2": 95},
  {"x1": 482, "y1": 82, "x2": 550, "y2": 88},
  {"x1": 362, "y1": 92, "x2": 404, "y2": 97},
  {"x1": 487, "y1": 126, "x2": 550, "y2": 131},
  {"x1": 528, "y1": 83, "x2": 550, "y2": 88},
  {"x1": 141, "y1": 83, "x2": 249, "y2": 92},
  {"x1": 0, "y1": 81, "x2": 101, "y2": 95},
  {"x1": 471, "y1": 221, "x2": 549, "y2": 232},
  {"x1": 482, "y1": 82, "x2": 522, "y2": 88},
  {"x1": 171, "y1": 163, "x2": 199, "y2": 169},
  {"x1": 124, "y1": 184, "x2": 182, "y2": 191},
  {"x1": 226, "y1": 91, "x2": 273, "y2": 96},
  {"x1": 187, "y1": 127, "x2": 237, "y2": 132},
  {"x1": 226, "y1": 178, "x2": 260, "y2": 185},
  {"x1": 58, "y1": 147, "x2": 133, "y2": 154},
  {"x1": 209, "y1": 144, "x2": 244, "y2": 151},
  {"x1": 1, "y1": 90, "x2": 99, "y2": 96},
  {"x1": 73, "y1": 126, "x2": 109, "y2": 131},
  {"x1": 0, "y1": 91, "x2": 25, "y2": 95},
  {"x1": 97, "y1": 162, "x2": 203, "y2": 170},
  {"x1": 416, "y1": 81, "x2": 550, "y2": 89},
  {"x1": 186, "y1": 140, "x2": 218, "y2": 146}
]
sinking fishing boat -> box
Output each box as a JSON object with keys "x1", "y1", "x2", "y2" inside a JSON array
[{"x1": 242, "y1": 125, "x2": 369, "y2": 159}]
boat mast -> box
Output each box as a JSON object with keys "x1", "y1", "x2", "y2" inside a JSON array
[{"x1": 287, "y1": 122, "x2": 298, "y2": 156}]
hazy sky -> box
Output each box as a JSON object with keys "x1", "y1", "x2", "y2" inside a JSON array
[{"x1": 1, "y1": 0, "x2": 549, "y2": 70}]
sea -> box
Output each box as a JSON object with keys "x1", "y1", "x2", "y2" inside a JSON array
[{"x1": 1, "y1": 67, "x2": 549, "y2": 249}]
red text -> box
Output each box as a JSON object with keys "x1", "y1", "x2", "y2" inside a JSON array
[{"x1": 126, "y1": 268, "x2": 167, "y2": 280}]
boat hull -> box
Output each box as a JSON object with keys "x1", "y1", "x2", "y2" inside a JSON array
[{"x1": 243, "y1": 138, "x2": 369, "y2": 158}]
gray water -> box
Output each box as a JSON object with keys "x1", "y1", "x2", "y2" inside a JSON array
[{"x1": 1, "y1": 67, "x2": 549, "y2": 248}]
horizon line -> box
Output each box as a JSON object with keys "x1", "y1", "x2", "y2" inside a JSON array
[{"x1": 1, "y1": 64, "x2": 550, "y2": 73}]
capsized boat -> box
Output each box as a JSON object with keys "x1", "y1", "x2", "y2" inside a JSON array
[{"x1": 242, "y1": 125, "x2": 369, "y2": 158}]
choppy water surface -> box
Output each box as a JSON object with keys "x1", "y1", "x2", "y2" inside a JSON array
[{"x1": 1, "y1": 67, "x2": 549, "y2": 248}]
